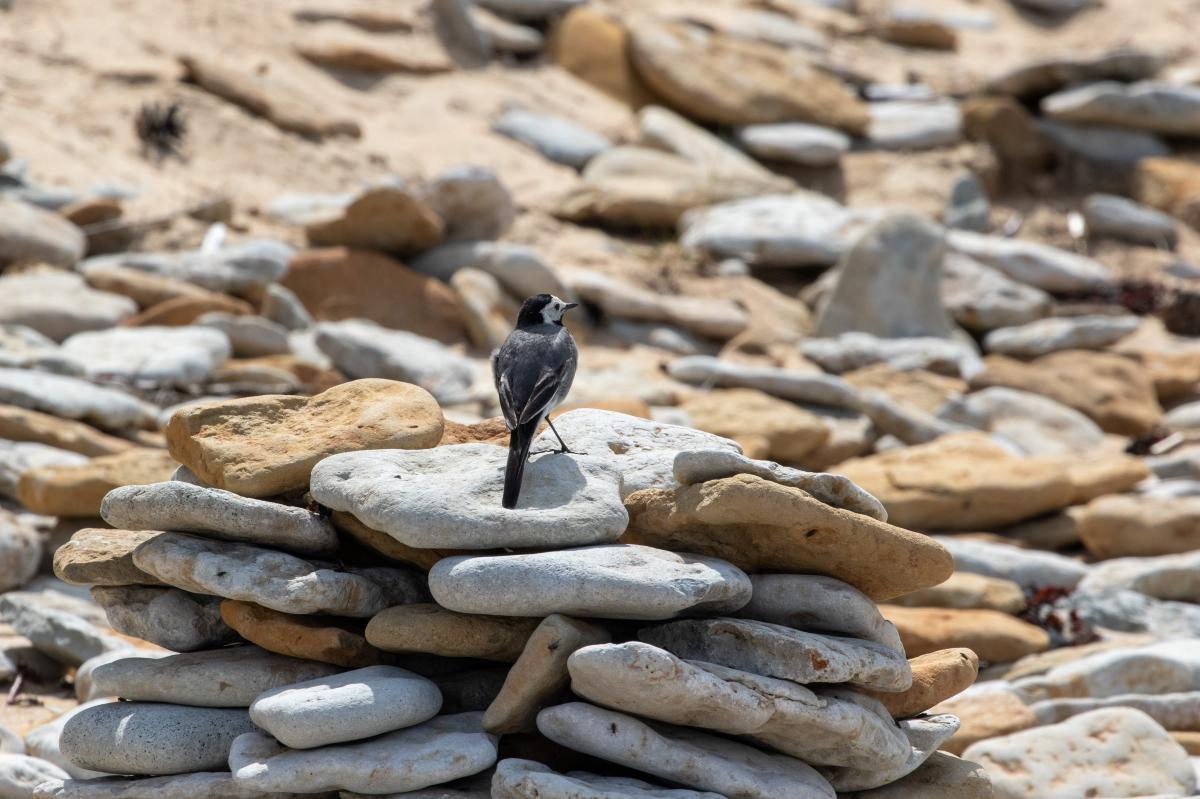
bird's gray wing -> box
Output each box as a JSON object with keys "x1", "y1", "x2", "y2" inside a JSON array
[
  {"x1": 516, "y1": 357, "x2": 573, "y2": 425},
  {"x1": 496, "y1": 368, "x2": 519, "y2": 430}
]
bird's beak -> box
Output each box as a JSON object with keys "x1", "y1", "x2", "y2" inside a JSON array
[{"x1": 564, "y1": 302, "x2": 579, "y2": 311}]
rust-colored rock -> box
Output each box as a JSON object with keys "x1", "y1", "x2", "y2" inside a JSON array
[
  {"x1": 0, "y1": 404, "x2": 134, "y2": 457},
  {"x1": 17, "y1": 449, "x2": 177, "y2": 517},
  {"x1": 53, "y1": 528, "x2": 164, "y2": 586},
  {"x1": 679, "y1": 388, "x2": 828, "y2": 463},
  {"x1": 220, "y1": 600, "x2": 383, "y2": 667},
  {"x1": 332, "y1": 511, "x2": 475, "y2": 572},
  {"x1": 123, "y1": 294, "x2": 254, "y2": 326},
  {"x1": 622, "y1": 474, "x2": 954, "y2": 601},
  {"x1": 548, "y1": 8, "x2": 655, "y2": 108},
  {"x1": 934, "y1": 687, "x2": 1039, "y2": 755},
  {"x1": 857, "y1": 648, "x2": 979, "y2": 719},
  {"x1": 282, "y1": 247, "x2": 467, "y2": 343},
  {"x1": 365, "y1": 603, "x2": 540, "y2": 662},
  {"x1": 166, "y1": 379, "x2": 443, "y2": 498},
  {"x1": 881, "y1": 605, "x2": 1051, "y2": 663}
]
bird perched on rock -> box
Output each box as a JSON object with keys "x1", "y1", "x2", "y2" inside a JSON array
[{"x1": 493, "y1": 293, "x2": 579, "y2": 509}]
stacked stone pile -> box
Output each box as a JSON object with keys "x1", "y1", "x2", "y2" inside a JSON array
[{"x1": 27, "y1": 391, "x2": 1003, "y2": 798}]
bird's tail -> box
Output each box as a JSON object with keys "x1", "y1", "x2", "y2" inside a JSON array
[{"x1": 502, "y1": 421, "x2": 537, "y2": 509}]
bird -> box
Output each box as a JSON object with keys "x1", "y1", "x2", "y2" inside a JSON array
[{"x1": 492, "y1": 293, "x2": 579, "y2": 509}]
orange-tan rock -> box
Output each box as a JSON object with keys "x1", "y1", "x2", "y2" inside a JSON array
[{"x1": 16, "y1": 448, "x2": 177, "y2": 517}]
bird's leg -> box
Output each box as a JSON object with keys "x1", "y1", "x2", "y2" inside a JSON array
[{"x1": 547, "y1": 419, "x2": 578, "y2": 455}]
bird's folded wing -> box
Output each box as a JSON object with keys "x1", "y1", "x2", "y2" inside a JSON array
[
  {"x1": 496, "y1": 370, "x2": 519, "y2": 430},
  {"x1": 517, "y1": 361, "x2": 570, "y2": 425}
]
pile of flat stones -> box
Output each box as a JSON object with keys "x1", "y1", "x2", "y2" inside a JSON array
[{"x1": 33, "y1": 387, "x2": 989, "y2": 799}]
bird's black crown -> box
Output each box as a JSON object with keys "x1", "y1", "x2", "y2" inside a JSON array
[{"x1": 516, "y1": 293, "x2": 557, "y2": 327}]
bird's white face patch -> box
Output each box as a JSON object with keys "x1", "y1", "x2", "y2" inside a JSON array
[{"x1": 541, "y1": 295, "x2": 568, "y2": 324}]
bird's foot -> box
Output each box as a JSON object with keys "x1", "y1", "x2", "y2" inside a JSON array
[{"x1": 556, "y1": 445, "x2": 580, "y2": 455}]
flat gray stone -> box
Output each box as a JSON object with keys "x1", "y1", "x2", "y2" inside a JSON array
[
  {"x1": 946, "y1": 230, "x2": 1110, "y2": 292},
  {"x1": 564, "y1": 270, "x2": 747, "y2": 340},
  {"x1": 91, "y1": 647, "x2": 340, "y2": 708},
  {"x1": 932, "y1": 536, "x2": 1087, "y2": 590},
  {"x1": 430, "y1": 545, "x2": 751, "y2": 620},
  {"x1": 61, "y1": 702, "x2": 257, "y2": 776},
  {"x1": 493, "y1": 109, "x2": 610, "y2": 169},
  {"x1": 986, "y1": 49, "x2": 1163, "y2": 99},
  {"x1": 814, "y1": 214, "x2": 958, "y2": 340},
  {"x1": 1031, "y1": 691, "x2": 1200, "y2": 730},
  {"x1": 0, "y1": 324, "x2": 82, "y2": 375},
  {"x1": 101, "y1": 482, "x2": 337, "y2": 557},
  {"x1": 0, "y1": 369, "x2": 157, "y2": 431},
  {"x1": 0, "y1": 512, "x2": 41, "y2": 593},
  {"x1": 81, "y1": 241, "x2": 292, "y2": 296},
  {"x1": 858, "y1": 388, "x2": 966, "y2": 445},
  {"x1": 735, "y1": 123, "x2": 849, "y2": 167},
  {"x1": 944, "y1": 172, "x2": 989, "y2": 232},
  {"x1": 0, "y1": 197, "x2": 85, "y2": 268},
  {"x1": 822, "y1": 714, "x2": 960, "y2": 791},
  {"x1": 314, "y1": 319, "x2": 477, "y2": 405},
  {"x1": 1043, "y1": 81, "x2": 1200, "y2": 136},
  {"x1": 0, "y1": 593, "x2": 130, "y2": 666},
  {"x1": 1037, "y1": 119, "x2": 1169, "y2": 169},
  {"x1": 672, "y1": 449, "x2": 887, "y2": 520},
  {"x1": 941, "y1": 253, "x2": 1052, "y2": 332},
  {"x1": 475, "y1": 0, "x2": 584, "y2": 21},
  {"x1": 984, "y1": 314, "x2": 1139, "y2": 358},
  {"x1": 567, "y1": 642, "x2": 909, "y2": 769},
  {"x1": 261, "y1": 284, "x2": 314, "y2": 331},
  {"x1": 0, "y1": 726, "x2": 20, "y2": 756},
  {"x1": 25, "y1": 699, "x2": 115, "y2": 779},
  {"x1": 639, "y1": 618, "x2": 911, "y2": 691},
  {"x1": 422, "y1": 166, "x2": 514, "y2": 244},
  {"x1": 195, "y1": 313, "x2": 290, "y2": 358},
  {"x1": 0, "y1": 441, "x2": 87, "y2": 500},
  {"x1": 0, "y1": 753, "x2": 70, "y2": 799},
  {"x1": 90, "y1": 586, "x2": 236, "y2": 653},
  {"x1": 865, "y1": 101, "x2": 961, "y2": 150},
  {"x1": 680, "y1": 193, "x2": 882, "y2": 268},
  {"x1": 1060, "y1": 589, "x2": 1200, "y2": 639},
  {"x1": 1084, "y1": 193, "x2": 1178, "y2": 248},
  {"x1": 410, "y1": 242, "x2": 569, "y2": 303},
  {"x1": 963, "y1": 707, "x2": 1196, "y2": 799},
  {"x1": 310, "y1": 444, "x2": 627, "y2": 549},
  {"x1": 1079, "y1": 551, "x2": 1200, "y2": 601},
  {"x1": 131, "y1": 532, "x2": 427, "y2": 617},
  {"x1": 250, "y1": 665, "x2": 442, "y2": 749},
  {"x1": 736, "y1": 575, "x2": 903, "y2": 653},
  {"x1": 229, "y1": 712, "x2": 497, "y2": 795},
  {"x1": 937, "y1": 386, "x2": 1105, "y2": 456},
  {"x1": 1166, "y1": 401, "x2": 1200, "y2": 431},
  {"x1": 474, "y1": 8, "x2": 543, "y2": 54},
  {"x1": 493, "y1": 759, "x2": 722, "y2": 799},
  {"x1": 537, "y1": 703, "x2": 835, "y2": 799},
  {"x1": 798, "y1": 333, "x2": 982, "y2": 378},
  {"x1": 1014, "y1": 640, "x2": 1200, "y2": 701},
  {"x1": 60, "y1": 327, "x2": 230, "y2": 384},
  {"x1": 667, "y1": 356, "x2": 861, "y2": 407},
  {"x1": 32, "y1": 772, "x2": 319, "y2": 799}
]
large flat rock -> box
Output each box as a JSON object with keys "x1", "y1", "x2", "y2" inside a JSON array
[
  {"x1": 429, "y1": 545, "x2": 751, "y2": 620},
  {"x1": 311, "y1": 444, "x2": 627, "y2": 549}
]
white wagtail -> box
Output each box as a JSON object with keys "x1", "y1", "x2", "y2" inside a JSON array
[{"x1": 492, "y1": 293, "x2": 579, "y2": 509}]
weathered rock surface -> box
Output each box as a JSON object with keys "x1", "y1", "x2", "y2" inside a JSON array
[
  {"x1": 677, "y1": 389, "x2": 828, "y2": 463},
  {"x1": 0, "y1": 405, "x2": 134, "y2": 457},
  {"x1": 823, "y1": 714, "x2": 961, "y2": 792},
  {"x1": 91, "y1": 586, "x2": 236, "y2": 652},
  {"x1": 0, "y1": 272, "x2": 133, "y2": 341},
  {"x1": 32, "y1": 771, "x2": 322, "y2": 798},
  {"x1": 0, "y1": 441, "x2": 87, "y2": 499},
  {"x1": 0, "y1": 198, "x2": 85, "y2": 267},
  {"x1": 0, "y1": 592, "x2": 130, "y2": 666},
  {"x1": 857, "y1": 649, "x2": 979, "y2": 719},
  {"x1": 483, "y1": 614, "x2": 610, "y2": 735},
  {"x1": 937, "y1": 386, "x2": 1105, "y2": 456},
  {"x1": 61, "y1": 326, "x2": 230, "y2": 384},
  {"x1": 836, "y1": 433, "x2": 1075, "y2": 530},
  {"x1": 537, "y1": 702, "x2": 836, "y2": 799},
  {"x1": 1014, "y1": 640, "x2": 1200, "y2": 701},
  {"x1": 736, "y1": 574, "x2": 903, "y2": 653},
  {"x1": 52, "y1": 528, "x2": 162, "y2": 587},
  {"x1": 312, "y1": 444, "x2": 627, "y2": 549},
  {"x1": 366, "y1": 604, "x2": 539, "y2": 662},
  {"x1": 932, "y1": 535, "x2": 1087, "y2": 589},
  {"x1": 623, "y1": 474, "x2": 953, "y2": 600},
  {"x1": 430, "y1": 545, "x2": 751, "y2": 620},
  {"x1": 1076, "y1": 495, "x2": 1200, "y2": 558},
  {"x1": 984, "y1": 314, "x2": 1138, "y2": 358},
  {"x1": 228, "y1": 713, "x2": 497, "y2": 795},
  {"x1": 0, "y1": 753, "x2": 71, "y2": 799},
  {"x1": 0, "y1": 369, "x2": 157, "y2": 431},
  {"x1": 250, "y1": 666, "x2": 442, "y2": 748},
  {"x1": 61, "y1": 702, "x2": 256, "y2": 776},
  {"x1": 166, "y1": 379, "x2": 443, "y2": 497},
  {"x1": 100, "y1": 482, "x2": 337, "y2": 556},
  {"x1": 492, "y1": 759, "x2": 723, "y2": 799},
  {"x1": 17, "y1": 448, "x2": 176, "y2": 518},
  {"x1": 568, "y1": 642, "x2": 910, "y2": 769},
  {"x1": 220, "y1": 600, "x2": 384, "y2": 667},
  {"x1": 881, "y1": 606, "x2": 1050, "y2": 662},
  {"x1": 836, "y1": 751, "x2": 993, "y2": 799},
  {"x1": 132, "y1": 532, "x2": 427, "y2": 617},
  {"x1": 892, "y1": 571, "x2": 1027, "y2": 614},
  {"x1": 640, "y1": 617, "x2": 912, "y2": 691},
  {"x1": 90, "y1": 647, "x2": 339, "y2": 707},
  {"x1": 314, "y1": 319, "x2": 477, "y2": 405},
  {"x1": 964, "y1": 707, "x2": 1196, "y2": 799}
]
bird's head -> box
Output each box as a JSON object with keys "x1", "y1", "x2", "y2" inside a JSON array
[{"x1": 517, "y1": 293, "x2": 578, "y2": 327}]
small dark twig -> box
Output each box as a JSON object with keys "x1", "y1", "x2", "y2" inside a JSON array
[{"x1": 5, "y1": 671, "x2": 23, "y2": 705}]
